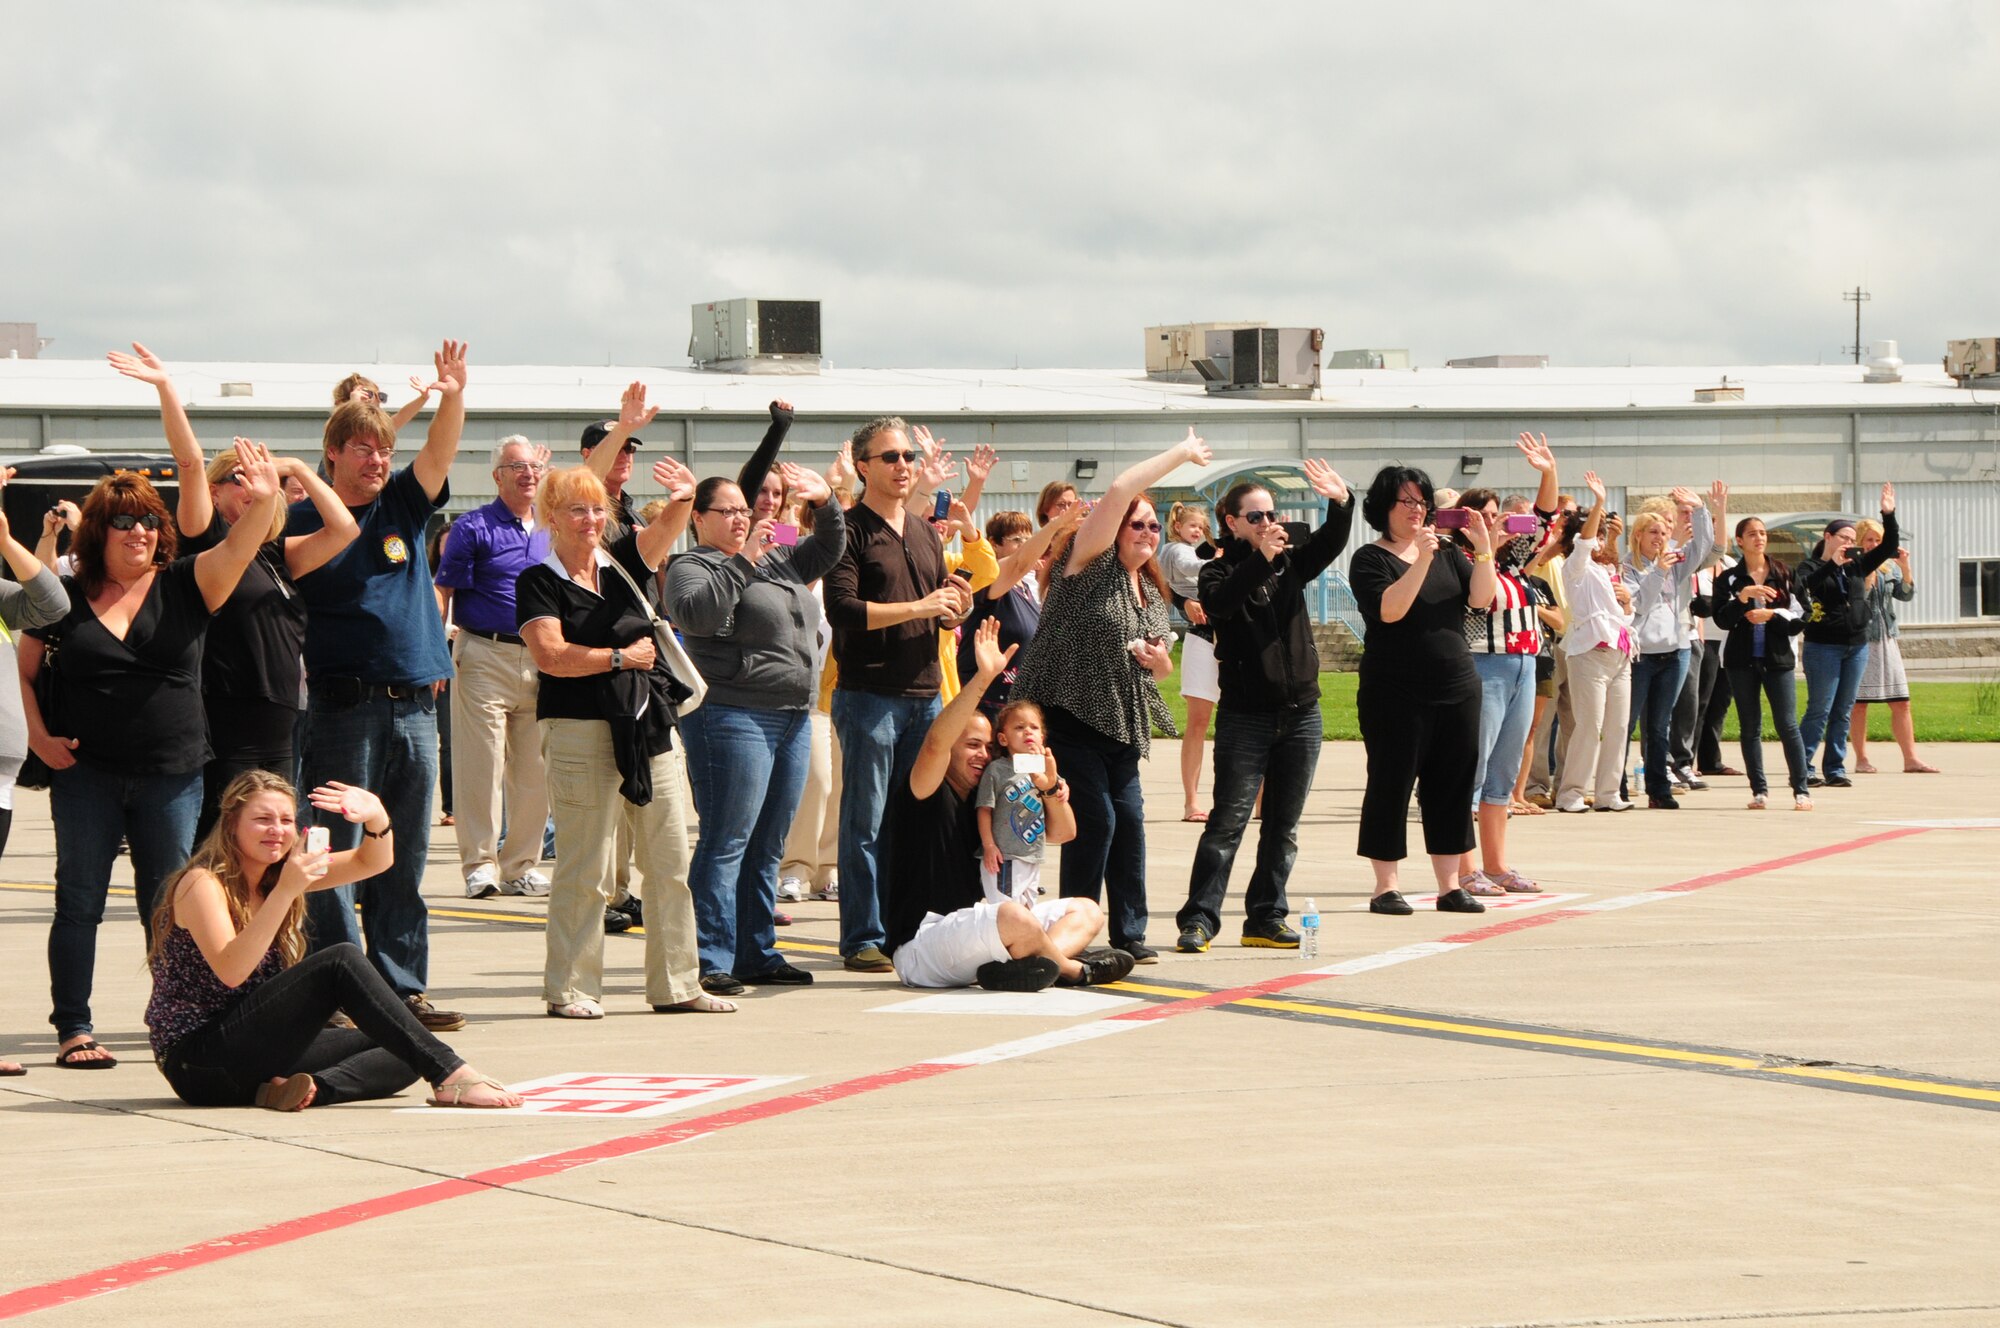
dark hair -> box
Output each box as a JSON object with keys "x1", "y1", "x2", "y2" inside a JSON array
[
  {"x1": 74, "y1": 473, "x2": 177, "y2": 595},
  {"x1": 1360, "y1": 465, "x2": 1435, "y2": 532},
  {"x1": 1214, "y1": 482, "x2": 1269, "y2": 545},
  {"x1": 1450, "y1": 486, "x2": 1500, "y2": 551},
  {"x1": 1035, "y1": 481, "x2": 1078, "y2": 526},
  {"x1": 850, "y1": 417, "x2": 909, "y2": 461},
  {"x1": 1047, "y1": 491, "x2": 1171, "y2": 602},
  {"x1": 693, "y1": 476, "x2": 740, "y2": 514},
  {"x1": 986, "y1": 509, "x2": 1032, "y2": 544},
  {"x1": 994, "y1": 698, "x2": 1045, "y2": 736}
]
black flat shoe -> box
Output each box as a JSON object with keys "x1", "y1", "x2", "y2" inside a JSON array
[
  {"x1": 1435, "y1": 887, "x2": 1486, "y2": 914},
  {"x1": 1823, "y1": 774, "x2": 1853, "y2": 788},
  {"x1": 976, "y1": 956, "x2": 1060, "y2": 992},
  {"x1": 1369, "y1": 890, "x2": 1414, "y2": 916},
  {"x1": 699, "y1": 972, "x2": 746, "y2": 996},
  {"x1": 1648, "y1": 794, "x2": 1681, "y2": 809},
  {"x1": 739, "y1": 963, "x2": 813, "y2": 986}
]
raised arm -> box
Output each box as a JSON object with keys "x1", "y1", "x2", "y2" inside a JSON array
[
  {"x1": 1292, "y1": 460, "x2": 1355, "y2": 581},
  {"x1": 0, "y1": 471, "x2": 67, "y2": 609},
  {"x1": 109, "y1": 343, "x2": 211, "y2": 537},
  {"x1": 390, "y1": 376, "x2": 435, "y2": 434},
  {"x1": 781, "y1": 465, "x2": 847, "y2": 582},
  {"x1": 410, "y1": 340, "x2": 469, "y2": 501},
  {"x1": 1067, "y1": 429, "x2": 1211, "y2": 573},
  {"x1": 1516, "y1": 432, "x2": 1560, "y2": 515},
  {"x1": 1848, "y1": 483, "x2": 1901, "y2": 578},
  {"x1": 910, "y1": 617, "x2": 1012, "y2": 800},
  {"x1": 734, "y1": 400, "x2": 795, "y2": 505},
  {"x1": 987, "y1": 503, "x2": 1080, "y2": 600},
  {"x1": 636, "y1": 457, "x2": 696, "y2": 568},
  {"x1": 959, "y1": 443, "x2": 998, "y2": 515},
  {"x1": 279, "y1": 456, "x2": 361, "y2": 578},
  {"x1": 193, "y1": 440, "x2": 284, "y2": 612},
  {"x1": 1579, "y1": 470, "x2": 1606, "y2": 542}
]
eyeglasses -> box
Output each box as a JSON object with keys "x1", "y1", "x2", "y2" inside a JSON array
[
  {"x1": 1127, "y1": 520, "x2": 1162, "y2": 534},
  {"x1": 342, "y1": 440, "x2": 395, "y2": 460},
  {"x1": 1239, "y1": 510, "x2": 1278, "y2": 525},
  {"x1": 496, "y1": 462, "x2": 546, "y2": 476},
  {"x1": 108, "y1": 513, "x2": 164, "y2": 532},
  {"x1": 564, "y1": 505, "x2": 608, "y2": 521},
  {"x1": 1394, "y1": 496, "x2": 1429, "y2": 511},
  {"x1": 704, "y1": 506, "x2": 751, "y2": 519},
  {"x1": 863, "y1": 449, "x2": 919, "y2": 465}
]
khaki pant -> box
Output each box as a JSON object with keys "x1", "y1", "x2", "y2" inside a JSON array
[
  {"x1": 1559, "y1": 647, "x2": 1633, "y2": 806},
  {"x1": 540, "y1": 718, "x2": 699, "y2": 1008},
  {"x1": 779, "y1": 709, "x2": 840, "y2": 889},
  {"x1": 450, "y1": 632, "x2": 548, "y2": 884}
]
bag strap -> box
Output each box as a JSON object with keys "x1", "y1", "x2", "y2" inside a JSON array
[{"x1": 601, "y1": 554, "x2": 668, "y2": 630}]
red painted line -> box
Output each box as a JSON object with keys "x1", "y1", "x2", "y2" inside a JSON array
[{"x1": 0, "y1": 824, "x2": 1931, "y2": 1320}]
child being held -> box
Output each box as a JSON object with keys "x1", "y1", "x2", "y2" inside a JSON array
[{"x1": 975, "y1": 700, "x2": 1063, "y2": 908}]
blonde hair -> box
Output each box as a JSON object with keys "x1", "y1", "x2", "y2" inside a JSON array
[
  {"x1": 322, "y1": 398, "x2": 396, "y2": 460},
  {"x1": 204, "y1": 452, "x2": 286, "y2": 544},
  {"x1": 1854, "y1": 518, "x2": 1884, "y2": 544},
  {"x1": 638, "y1": 498, "x2": 670, "y2": 526},
  {"x1": 146, "y1": 770, "x2": 308, "y2": 973},
  {"x1": 1628, "y1": 510, "x2": 1670, "y2": 556},
  {"x1": 538, "y1": 466, "x2": 610, "y2": 526},
  {"x1": 1637, "y1": 495, "x2": 1676, "y2": 519},
  {"x1": 1166, "y1": 502, "x2": 1210, "y2": 543}
]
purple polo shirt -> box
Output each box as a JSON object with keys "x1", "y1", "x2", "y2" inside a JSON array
[{"x1": 434, "y1": 497, "x2": 550, "y2": 636}]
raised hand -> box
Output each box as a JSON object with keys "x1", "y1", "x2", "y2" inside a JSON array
[
  {"x1": 1670, "y1": 485, "x2": 1702, "y2": 511},
  {"x1": 912, "y1": 425, "x2": 944, "y2": 463},
  {"x1": 1180, "y1": 428, "x2": 1213, "y2": 467},
  {"x1": 780, "y1": 460, "x2": 831, "y2": 506},
  {"x1": 433, "y1": 340, "x2": 469, "y2": 397},
  {"x1": 770, "y1": 398, "x2": 793, "y2": 420},
  {"x1": 919, "y1": 446, "x2": 959, "y2": 494},
  {"x1": 107, "y1": 342, "x2": 171, "y2": 389},
  {"x1": 1880, "y1": 480, "x2": 1896, "y2": 514},
  {"x1": 232, "y1": 438, "x2": 282, "y2": 504},
  {"x1": 970, "y1": 615, "x2": 1017, "y2": 677},
  {"x1": 966, "y1": 443, "x2": 998, "y2": 482},
  {"x1": 1515, "y1": 431, "x2": 1556, "y2": 473},
  {"x1": 308, "y1": 781, "x2": 387, "y2": 824},
  {"x1": 619, "y1": 380, "x2": 659, "y2": 433},
  {"x1": 651, "y1": 457, "x2": 696, "y2": 504},
  {"x1": 1302, "y1": 458, "x2": 1349, "y2": 503},
  {"x1": 1584, "y1": 470, "x2": 1607, "y2": 507},
  {"x1": 1710, "y1": 478, "x2": 1729, "y2": 508},
  {"x1": 407, "y1": 375, "x2": 434, "y2": 399},
  {"x1": 0, "y1": 466, "x2": 12, "y2": 543},
  {"x1": 1254, "y1": 517, "x2": 1290, "y2": 562},
  {"x1": 827, "y1": 440, "x2": 856, "y2": 490},
  {"x1": 1463, "y1": 507, "x2": 1495, "y2": 557},
  {"x1": 948, "y1": 498, "x2": 977, "y2": 540}
]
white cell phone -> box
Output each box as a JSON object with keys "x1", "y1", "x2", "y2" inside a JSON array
[
  {"x1": 1012, "y1": 752, "x2": 1046, "y2": 776},
  {"x1": 306, "y1": 826, "x2": 329, "y2": 855}
]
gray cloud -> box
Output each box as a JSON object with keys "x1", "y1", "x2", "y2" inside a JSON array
[{"x1": 4, "y1": 1, "x2": 1995, "y2": 371}]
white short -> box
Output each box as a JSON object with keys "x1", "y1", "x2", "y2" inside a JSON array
[
  {"x1": 978, "y1": 857, "x2": 1043, "y2": 909},
  {"x1": 893, "y1": 898, "x2": 1083, "y2": 989},
  {"x1": 1179, "y1": 632, "x2": 1220, "y2": 704}
]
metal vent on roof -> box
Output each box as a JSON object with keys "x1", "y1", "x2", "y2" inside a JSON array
[
  {"x1": 1695, "y1": 378, "x2": 1744, "y2": 403},
  {"x1": 220, "y1": 382, "x2": 253, "y2": 398}
]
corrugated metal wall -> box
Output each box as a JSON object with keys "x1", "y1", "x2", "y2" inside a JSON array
[{"x1": 1889, "y1": 482, "x2": 2000, "y2": 625}]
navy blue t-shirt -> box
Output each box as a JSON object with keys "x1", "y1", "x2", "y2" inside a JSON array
[{"x1": 286, "y1": 466, "x2": 452, "y2": 686}]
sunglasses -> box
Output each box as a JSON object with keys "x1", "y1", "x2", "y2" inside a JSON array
[
  {"x1": 108, "y1": 513, "x2": 164, "y2": 532},
  {"x1": 1127, "y1": 519, "x2": 1162, "y2": 534},
  {"x1": 1239, "y1": 510, "x2": 1279, "y2": 525},
  {"x1": 863, "y1": 449, "x2": 919, "y2": 465}
]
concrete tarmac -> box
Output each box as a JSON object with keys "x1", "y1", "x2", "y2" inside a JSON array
[{"x1": 3, "y1": 741, "x2": 1997, "y2": 1327}]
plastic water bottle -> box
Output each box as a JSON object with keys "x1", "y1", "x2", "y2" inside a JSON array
[{"x1": 1300, "y1": 899, "x2": 1320, "y2": 961}]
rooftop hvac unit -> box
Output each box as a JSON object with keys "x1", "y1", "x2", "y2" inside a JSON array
[
  {"x1": 1944, "y1": 337, "x2": 2000, "y2": 384},
  {"x1": 1145, "y1": 322, "x2": 1265, "y2": 380},
  {"x1": 1194, "y1": 327, "x2": 1323, "y2": 399},
  {"x1": 689, "y1": 299, "x2": 822, "y2": 373}
]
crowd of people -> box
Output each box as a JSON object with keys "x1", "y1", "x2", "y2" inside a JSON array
[{"x1": 0, "y1": 346, "x2": 1939, "y2": 1101}]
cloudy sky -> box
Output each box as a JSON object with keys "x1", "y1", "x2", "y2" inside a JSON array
[{"x1": 5, "y1": 3, "x2": 1995, "y2": 372}]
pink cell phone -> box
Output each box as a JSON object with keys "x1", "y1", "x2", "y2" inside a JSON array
[
  {"x1": 769, "y1": 523, "x2": 799, "y2": 546},
  {"x1": 1433, "y1": 508, "x2": 1471, "y2": 530},
  {"x1": 1503, "y1": 513, "x2": 1538, "y2": 535},
  {"x1": 306, "y1": 826, "x2": 329, "y2": 855}
]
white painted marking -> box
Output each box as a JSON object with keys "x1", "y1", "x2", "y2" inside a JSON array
[
  {"x1": 1345, "y1": 891, "x2": 1586, "y2": 912},
  {"x1": 1863, "y1": 818, "x2": 2000, "y2": 829},
  {"x1": 1575, "y1": 890, "x2": 1682, "y2": 912},
  {"x1": 1310, "y1": 941, "x2": 1468, "y2": 976},
  {"x1": 871, "y1": 990, "x2": 1139, "y2": 1017},
  {"x1": 406, "y1": 1072, "x2": 798, "y2": 1117},
  {"x1": 924, "y1": 1020, "x2": 1141, "y2": 1067}
]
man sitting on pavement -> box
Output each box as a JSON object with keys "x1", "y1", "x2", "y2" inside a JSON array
[{"x1": 883, "y1": 620, "x2": 1133, "y2": 991}]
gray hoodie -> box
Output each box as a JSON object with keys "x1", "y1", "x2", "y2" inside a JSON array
[{"x1": 664, "y1": 501, "x2": 846, "y2": 710}]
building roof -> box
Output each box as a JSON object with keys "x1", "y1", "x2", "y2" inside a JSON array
[{"x1": 1, "y1": 357, "x2": 1993, "y2": 416}]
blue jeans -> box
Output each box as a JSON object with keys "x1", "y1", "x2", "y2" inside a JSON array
[
  {"x1": 1176, "y1": 702, "x2": 1320, "y2": 938},
  {"x1": 1472, "y1": 654, "x2": 1537, "y2": 806},
  {"x1": 1627, "y1": 648, "x2": 1689, "y2": 800},
  {"x1": 831, "y1": 689, "x2": 941, "y2": 957},
  {"x1": 680, "y1": 703, "x2": 811, "y2": 977},
  {"x1": 1045, "y1": 706, "x2": 1149, "y2": 950},
  {"x1": 299, "y1": 685, "x2": 439, "y2": 998},
  {"x1": 1728, "y1": 664, "x2": 1809, "y2": 797},
  {"x1": 47, "y1": 761, "x2": 202, "y2": 1038},
  {"x1": 1800, "y1": 641, "x2": 1869, "y2": 779}
]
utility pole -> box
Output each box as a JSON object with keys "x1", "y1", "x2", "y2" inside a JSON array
[{"x1": 1843, "y1": 286, "x2": 1871, "y2": 363}]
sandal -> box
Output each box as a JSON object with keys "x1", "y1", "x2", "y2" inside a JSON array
[
  {"x1": 1181, "y1": 810, "x2": 1209, "y2": 823},
  {"x1": 255, "y1": 1073, "x2": 317, "y2": 1112},
  {"x1": 546, "y1": 999, "x2": 604, "y2": 1019},
  {"x1": 0, "y1": 1060, "x2": 25, "y2": 1077},
  {"x1": 653, "y1": 993, "x2": 738, "y2": 1014},
  {"x1": 1493, "y1": 868, "x2": 1542, "y2": 894},
  {"x1": 55, "y1": 1039, "x2": 117, "y2": 1070},
  {"x1": 1460, "y1": 871, "x2": 1509, "y2": 897},
  {"x1": 428, "y1": 1076, "x2": 520, "y2": 1109},
  {"x1": 1508, "y1": 799, "x2": 1544, "y2": 817}
]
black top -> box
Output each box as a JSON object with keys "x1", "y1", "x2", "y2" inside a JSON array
[
  {"x1": 516, "y1": 533, "x2": 677, "y2": 726},
  {"x1": 181, "y1": 519, "x2": 305, "y2": 709},
  {"x1": 1348, "y1": 541, "x2": 1477, "y2": 702},
  {"x1": 957, "y1": 582, "x2": 1041, "y2": 714},
  {"x1": 1797, "y1": 510, "x2": 1899, "y2": 647},
  {"x1": 825, "y1": 502, "x2": 948, "y2": 696},
  {"x1": 31, "y1": 557, "x2": 213, "y2": 776},
  {"x1": 881, "y1": 778, "x2": 983, "y2": 957},
  {"x1": 732, "y1": 402, "x2": 796, "y2": 509},
  {"x1": 1711, "y1": 560, "x2": 1808, "y2": 670},
  {"x1": 1200, "y1": 497, "x2": 1353, "y2": 712}
]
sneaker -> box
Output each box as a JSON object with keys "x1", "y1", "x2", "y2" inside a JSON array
[
  {"x1": 739, "y1": 963, "x2": 814, "y2": 986},
  {"x1": 611, "y1": 896, "x2": 643, "y2": 928},
  {"x1": 776, "y1": 877, "x2": 809, "y2": 903},
  {"x1": 603, "y1": 907, "x2": 633, "y2": 934},
  {"x1": 1240, "y1": 920, "x2": 1301, "y2": 949},
  {"x1": 1594, "y1": 797, "x2": 1635, "y2": 812},
  {"x1": 500, "y1": 870, "x2": 550, "y2": 898},
  {"x1": 1058, "y1": 948, "x2": 1136, "y2": 987},
  {"x1": 1175, "y1": 923, "x2": 1212, "y2": 953},
  {"x1": 1369, "y1": 890, "x2": 1414, "y2": 916},
  {"x1": 842, "y1": 945, "x2": 894, "y2": 974},
  {"x1": 774, "y1": 910, "x2": 794, "y2": 926},
  {"x1": 1647, "y1": 794, "x2": 1681, "y2": 810},
  {"x1": 1435, "y1": 888, "x2": 1486, "y2": 914},
  {"x1": 1555, "y1": 796, "x2": 1588, "y2": 814},
  {"x1": 405, "y1": 994, "x2": 465, "y2": 1032},
  {"x1": 700, "y1": 971, "x2": 747, "y2": 995},
  {"x1": 1122, "y1": 940, "x2": 1160, "y2": 965},
  {"x1": 1676, "y1": 768, "x2": 1708, "y2": 791},
  {"x1": 976, "y1": 956, "x2": 1060, "y2": 992},
  {"x1": 810, "y1": 880, "x2": 840, "y2": 902},
  {"x1": 1794, "y1": 793, "x2": 1814, "y2": 812},
  {"x1": 1666, "y1": 767, "x2": 1690, "y2": 790},
  {"x1": 1823, "y1": 774, "x2": 1853, "y2": 788},
  {"x1": 463, "y1": 864, "x2": 500, "y2": 900},
  {"x1": 1807, "y1": 774, "x2": 1826, "y2": 788},
  {"x1": 1747, "y1": 793, "x2": 1768, "y2": 810}
]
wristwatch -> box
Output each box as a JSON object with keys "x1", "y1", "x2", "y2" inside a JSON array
[{"x1": 611, "y1": 648, "x2": 624, "y2": 671}]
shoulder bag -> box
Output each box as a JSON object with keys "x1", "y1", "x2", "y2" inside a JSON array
[{"x1": 601, "y1": 555, "x2": 708, "y2": 716}]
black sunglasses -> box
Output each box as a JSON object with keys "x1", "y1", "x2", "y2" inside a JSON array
[
  {"x1": 108, "y1": 513, "x2": 164, "y2": 532},
  {"x1": 1240, "y1": 510, "x2": 1279, "y2": 525},
  {"x1": 863, "y1": 449, "x2": 919, "y2": 465}
]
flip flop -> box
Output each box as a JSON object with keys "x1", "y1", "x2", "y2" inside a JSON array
[
  {"x1": 0, "y1": 1061, "x2": 25, "y2": 1077},
  {"x1": 652, "y1": 993, "x2": 738, "y2": 1014},
  {"x1": 1182, "y1": 811, "x2": 1209, "y2": 823},
  {"x1": 56, "y1": 1040, "x2": 117, "y2": 1070}
]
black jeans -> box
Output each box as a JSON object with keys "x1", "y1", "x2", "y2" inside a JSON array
[
  {"x1": 1726, "y1": 664, "x2": 1809, "y2": 798},
  {"x1": 1178, "y1": 702, "x2": 1320, "y2": 937},
  {"x1": 1045, "y1": 706, "x2": 1149, "y2": 950},
  {"x1": 158, "y1": 943, "x2": 463, "y2": 1107},
  {"x1": 1356, "y1": 676, "x2": 1479, "y2": 861},
  {"x1": 198, "y1": 694, "x2": 302, "y2": 844}
]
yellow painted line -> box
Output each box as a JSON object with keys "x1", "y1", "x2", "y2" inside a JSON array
[
  {"x1": 1102, "y1": 980, "x2": 1202, "y2": 999},
  {"x1": 1236, "y1": 997, "x2": 1765, "y2": 1070},
  {"x1": 1767, "y1": 1065, "x2": 2000, "y2": 1105}
]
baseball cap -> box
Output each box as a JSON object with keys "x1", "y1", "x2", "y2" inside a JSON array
[{"x1": 580, "y1": 420, "x2": 643, "y2": 452}]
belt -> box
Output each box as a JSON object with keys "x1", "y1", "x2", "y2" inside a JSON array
[
  {"x1": 460, "y1": 625, "x2": 525, "y2": 646},
  {"x1": 314, "y1": 677, "x2": 428, "y2": 704}
]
